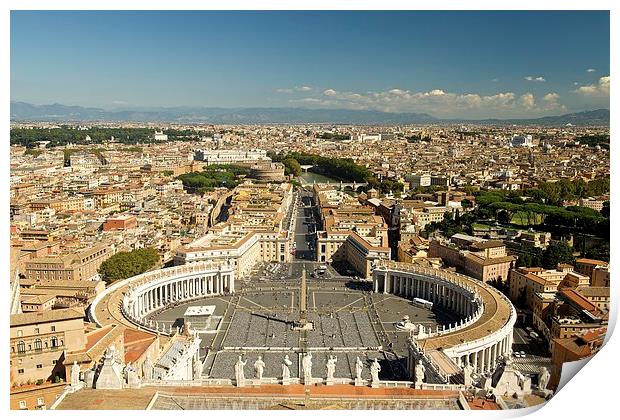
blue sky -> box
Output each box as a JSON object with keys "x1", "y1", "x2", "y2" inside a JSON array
[{"x1": 11, "y1": 11, "x2": 610, "y2": 118}]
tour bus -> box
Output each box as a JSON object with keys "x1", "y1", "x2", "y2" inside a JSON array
[{"x1": 412, "y1": 297, "x2": 433, "y2": 310}]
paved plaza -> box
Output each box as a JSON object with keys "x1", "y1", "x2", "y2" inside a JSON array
[{"x1": 147, "y1": 275, "x2": 459, "y2": 381}]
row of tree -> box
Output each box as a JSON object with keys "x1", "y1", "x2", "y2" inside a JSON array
[
  {"x1": 98, "y1": 247, "x2": 160, "y2": 284},
  {"x1": 269, "y1": 151, "x2": 404, "y2": 195},
  {"x1": 515, "y1": 242, "x2": 575, "y2": 269},
  {"x1": 11, "y1": 127, "x2": 201, "y2": 148},
  {"x1": 575, "y1": 134, "x2": 610, "y2": 149},
  {"x1": 316, "y1": 132, "x2": 350, "y2": 140},
  {"x1": 176, "y1": 164, "x2": 250, "y2": 194},
  {"x1": 473, "y1": 187, "x2": 609, "y2": 239}
]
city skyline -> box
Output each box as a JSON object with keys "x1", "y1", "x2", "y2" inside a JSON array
[{"x1": 11, "y1": 10, "x2": 610, "y2": 119}]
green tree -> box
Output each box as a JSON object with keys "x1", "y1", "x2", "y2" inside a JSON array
[
  {"x1": 282, "y1": 157, "x2": 302, "y2": 176},
  {"x1": 98, "y1": 247, "x2": 160, "y2": 284},
  {"x1": 542, "y1": 242, "x2": 574, "y2": 269}
]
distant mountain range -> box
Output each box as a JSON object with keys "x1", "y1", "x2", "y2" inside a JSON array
[{"x1": 10, "y1": 101, "x2": 609, "y2": 126}]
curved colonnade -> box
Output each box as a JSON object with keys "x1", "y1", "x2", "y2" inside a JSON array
[
  {"x1": 373, "y1": 261, "x2": 516, "y2": 378},
  {"x1": 89, "y1": 262, "x2": 235, "y2": 335}
]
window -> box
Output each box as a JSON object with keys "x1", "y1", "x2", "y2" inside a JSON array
[
  {"x1": 34, "y1": 339, "x2": 42, "y2": 351},
  {"x1": 17, "y1": 330, "x2": 23, "y2": 337},
  {"x1": 50, "y1": 336, "x2": 58, "y2": 348},
  {"x1": 18, "y1": 369, "x2": 24, "y2": 374},
  {"x1": 19, "y1": 401, "x2": 26, "y2": 409},
  {"x1": 51, "y1": 326, "x2": 56, "y2": 332},
  {"x1": 37, "y1": 397, "x2": 44, "y2": 406},
  {"x1": 36, "y1": 364, "x2": 43, "y2": 369},
  {"x1": 17, "y1": 341, "x2": 25, "y2": 353}
]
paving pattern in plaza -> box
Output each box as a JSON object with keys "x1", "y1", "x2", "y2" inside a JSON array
[{"x1": 149, "y1": 278, "x2": 460, "y2": 381}]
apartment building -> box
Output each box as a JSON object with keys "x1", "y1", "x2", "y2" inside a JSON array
[
  {"x1": 10, "y1": 308, "x2": 87, "y2": 386},
  {"x1": 314, "y1": 185, "x2": 390, "y2": 278},
  {"x1": 575, "y1": 257, "x2": 608, "y2": 280},
  {"x1": 428, "y1": 237, "x2": 516, "y2": 283},
  {"x1": 193, "y1": 148, "x2": 268, "y2": 164},
  {"x1": 174, "y1": 182, "x2": 293, "y2": 276},
  {"x1": 24, "y1": 244, "x2": 111, "y2": 282}
]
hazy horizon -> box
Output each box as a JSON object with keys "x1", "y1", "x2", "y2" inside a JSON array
[{"x1": 11, "y1": 10, "x2": 610, "y2": 119}]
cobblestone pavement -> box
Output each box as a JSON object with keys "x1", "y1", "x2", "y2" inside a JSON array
[{"x1": 148, "y1": 276, "x2": 460, "y2": 381}]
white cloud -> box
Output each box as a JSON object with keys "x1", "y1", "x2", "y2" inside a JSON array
[
  {"x1": 519, "y1": 93, "x2": 536, "y2": 109},
  {"x1": 289, "y1": 86, "x2": 567, "y2": 118},
  {"x1": 492, "y1": 78, "x2": 499, "y2": 82},
  {"x1": 574, "y1": 76, "x2": 610, "y2": 97},
  {"x1": 426, "y1": 89, "x2": 446, "y2": 96},
  {"x1": 541, "y1": 92, "x2": 566, "y2": 112},
  {"x1": 525, "y1": 76, "x2": 546, "y2": 82},
  {"x1": 586, "y1": 68, "x2": 597, "y2": 73},
  {"x1": 276, "y1": 86, "x2": 313, "y2": 93}
]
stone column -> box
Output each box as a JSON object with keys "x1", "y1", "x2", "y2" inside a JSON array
[
  {"x1": 484, "y1": 347, "x2": 490, "y2": 373},
  {"x1": 473, "y1": 351, "x2": 478, "y2": 372}
]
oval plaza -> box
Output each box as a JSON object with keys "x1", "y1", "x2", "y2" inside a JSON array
[{"x1": 89, "y1": 257, "x2": 516, "y2": 390}]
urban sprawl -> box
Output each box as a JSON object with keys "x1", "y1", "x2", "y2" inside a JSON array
[{"x1": 9, "y1": 122, "x2": 610, "y2": 410}]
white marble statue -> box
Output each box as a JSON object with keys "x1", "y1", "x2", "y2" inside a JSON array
[
  {"x1": 415, "y1": 360, "x2": 426, "y2": 385},
  {"x1": 142, "y1": 356, "x2": 153, "y2": 380},
  {"x1": 193, "y1": 357, "x2": 203, "y2": 380},
  {"x1": 234, "y1": 355, "x2": 247, "y2": 387},
  {"x1": 254, "y1": 356, "x2": 266, "y2": 380},
  {"x1": 83, "y1": 366, "x2": 96, "y2": 389},
  {"x1": 326, "y1": 355, "x2": 337, "y2": 380},
  {"x1": 463, "y1": 362, "x2": 473, "y2": 387},
  {"x1": 125, "y1": 363, "x2": 140, "y2": 387},
  {"x1": 302, "y1": 352, "x2": 313, "y2": 383},
  {"x1": 71, "y1": 361, "x2": 80, "y2": 387},
  {"x1": 538, "y1": 366, "x2": 550, "y2": 391},
  {"x1": 493, "y1": 356, "x2": 533, "y2": 397},
  {"x1": 355, "y1": 356, "x2": 364, "y2": 380},
  {"x1": 370, "y1": 358, "x2": 381, "y2": 383},
  {"x1": 282, "y1": 355, "x2": 292, "y2": 381}
]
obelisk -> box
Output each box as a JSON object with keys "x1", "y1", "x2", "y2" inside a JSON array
[
  {"x1": 300, "y1": 268, "x2": 307, "y2": 325},
  {"x1": 293, "y1": 267, "x2": 313, "y2": 330}
]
